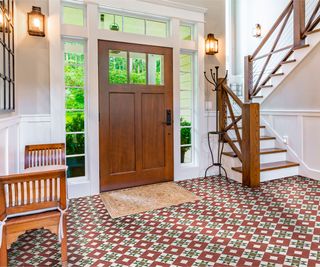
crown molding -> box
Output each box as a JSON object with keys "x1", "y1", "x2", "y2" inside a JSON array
[{"x1": 138, "y1": 0, "x2": 208, "y2": 14}]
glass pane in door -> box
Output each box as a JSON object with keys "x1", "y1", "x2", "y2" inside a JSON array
[
  {"x1": 129, "y1": 52, "x2": 146, "y2": 84},
  {"x1": 148, "y1": 54, "x2": 164, "y2": 85}
]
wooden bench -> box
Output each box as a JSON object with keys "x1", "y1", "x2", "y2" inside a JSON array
[
  {"x1": 25, "y1": 143, "x2": 66, "y2": 169},
  {"x1": 0, "y1": 169, "x2": 68, "y2": 266}
]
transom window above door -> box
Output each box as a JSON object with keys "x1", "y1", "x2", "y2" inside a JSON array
[
  {"x1": 108, "y1": 50, "x2": 164, "y2": 86},
  {"x1": 99, "y1": 12, "x2": 168, "y2": 38}
]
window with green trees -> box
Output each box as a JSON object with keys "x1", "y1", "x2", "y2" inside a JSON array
[
  {"x1": 180, "y1": 53, "x2": 193, "y2": 164},
  {"x1": 109, "y1": 51, "x2": 164, "y2": 85},
  {"x1": 64, "y1": 41, "x2": 86, "y2": 178}
]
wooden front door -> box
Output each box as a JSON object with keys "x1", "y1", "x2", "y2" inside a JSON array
[{"x1": 98, "y1": 40, "x2": 173, "y2": 192}]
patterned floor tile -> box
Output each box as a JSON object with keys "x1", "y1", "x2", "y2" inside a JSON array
[{"x1": 7, "y1": 175, "x2": 320, "y2": 266}]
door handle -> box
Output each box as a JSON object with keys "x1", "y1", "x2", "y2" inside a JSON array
[{"x1": 165, "y1": 109, "x2": 172, "y2": 126}]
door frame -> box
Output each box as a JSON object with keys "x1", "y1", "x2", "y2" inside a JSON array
[
  {"x1": 49, "y1": 0, "x2": 206, "y2": 197},
  {"x1": 98, "y1": 40, "x2": 174, "y2": 192}
]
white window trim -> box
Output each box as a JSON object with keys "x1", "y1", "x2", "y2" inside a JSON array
[{"x1": 49, "y1": 0, "x2": 205, "y2": 198}]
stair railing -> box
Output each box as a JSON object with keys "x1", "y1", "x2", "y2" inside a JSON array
[
  {"x1": 218, "y1": 79, "x2": 260, "y2": 187},
  {"x1": 244, "y1": 0, "x2": 320, "y2": 101}
]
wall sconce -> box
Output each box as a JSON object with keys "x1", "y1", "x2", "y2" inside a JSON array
[
  {"x1": 28, "y1": 6, "x2": 45, "y2": 37},
  {"x1": 0, "y1": 1, "x2": 9, "y2": 33},
  {"x1": 0, "y1": 7, "x2": 4, "y2": 32},
  {"x1": 205, "y1": 33, "x2": 218, "y2": 55},
  {"x1": 253, "y1": 24, "x2": 262, "y2": 38}
]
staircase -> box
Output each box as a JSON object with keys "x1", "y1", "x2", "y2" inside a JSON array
[
  {"x1": 219, "y1": 0, "x2": 319, "y2": 187},
  {"x1": 222, "y1": 124, "x2": 300, "y2": 183},
  {"x1": 245, "y1": 0, "x2": 320, "y2": 103}
]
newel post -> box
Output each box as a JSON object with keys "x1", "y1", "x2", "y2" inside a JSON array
[
  {"x1": 244, "y1": 56, "x2": 253, "y2": 102},
  {"x1": 293, "y1": 0, "x2": 305, "y2": 48},
  {"x1": 242, "y1": 103, "x2": 260, "y2": 188},
  {"x1": 217, "y1": 78, "x2": 227, "y2": 134}
]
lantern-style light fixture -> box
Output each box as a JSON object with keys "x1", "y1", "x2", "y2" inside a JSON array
[
  {"x1": 0, "y1": 1, "x2": 9, "y2": 33},
  {"x1": 0, "y1": 7, "x2": 4, "y2": 33},
  {"x1": 28, "y1": 6, "x2": 45, "y2": 37},
  {"x1": 253, "y1": 24, "x2": 262, "y2": 38},
  {"x1": 205, "y1": 33, "x2": 218, "y2": 55}
]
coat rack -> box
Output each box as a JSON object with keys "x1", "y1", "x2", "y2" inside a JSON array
[{"x1": 204, "y1": 66, "x2": 229, "y2": 179}]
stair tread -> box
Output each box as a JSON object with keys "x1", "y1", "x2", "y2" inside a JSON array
[
  {"x1": 306, "y1": 28, "x2": 320, "y2": 35},
  {"x1": 223, "y1": 148, "x2": 287, "y2": 158},
  {"x1": 232, "y1": 161, "x2": 300, "y2": 173},
  {"x1": 293, "y1": 44, "x2": 310, "y2": 50},
  {"x1": 251, "y1": 95, "x2": 264, "y2": 99},
  {"x1": 281, "y1": 59, "x2": 296, "y2": 65},
  {"x1": 261, "y1": 85, "x2": 273, "y2": 88},
  {"x1": 230, "y1": 136, "x2": 276, "y2": 142},
  {"x1": 270, "y1": 73, "x2": 284, "y2": 77},
  {"x1": 231, "y1": 126, "x2": 266, "y2": 130}
]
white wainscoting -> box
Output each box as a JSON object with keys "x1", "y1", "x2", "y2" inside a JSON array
[
  {"x1": 0, "y1": 114, "x2": 52, "y2": 176},
  {"x1": 261, "y1": 110, "x2": 320, "y2": 180}
]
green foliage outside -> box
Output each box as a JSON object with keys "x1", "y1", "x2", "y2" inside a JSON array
[
  {"x1": 130, "y1": 57, "x2": 146, "y2": 84},
  {"x1": 180, "y1": 118, "x2": 192, "y2": 163},
  {"x1": 109, "y1": 55, "x2": 128, "y2": 84},
  {"x1": 66, "y1": 134, "x2": 85, "y2": 155},
  {"x1": 64, "y1": 65, "x2": 84, "y2": 87}
]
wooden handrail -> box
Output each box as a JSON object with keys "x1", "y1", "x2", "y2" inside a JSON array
[
  {"x1": 222, "y1": 83, "x2": 243, "y2": 108},
  {"x1": 251, "y1": 0, "x2": 294, "y2": 60}
]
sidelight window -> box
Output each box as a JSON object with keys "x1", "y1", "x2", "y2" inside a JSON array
[
  {"x1": 64, "y1": 40, "x2": 86, "y2": 178},
  {"x1": 180, "y1": 53, "x2": 194, "y2": 164}
]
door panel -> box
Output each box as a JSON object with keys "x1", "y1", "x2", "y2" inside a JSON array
[
  {"x1": 109, "y1": 93, "x2": 136, "y2": 174},
  {"x1": 99, "y1": 40, "x2": 173, "y2": 192},
  {"x1": 142, "y1": 93, "x2": 165, "y2": 170}
]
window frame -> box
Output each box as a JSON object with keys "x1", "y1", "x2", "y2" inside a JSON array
[
  {"x1": 179, "y1": 52, "x2": 195, "y2": 166},
  {"x1": 63, "y1": 38, "x2": 88, "y2": 179},
  {"x1": 0, "y1": 0, "x2": 15, "y2": 113}
]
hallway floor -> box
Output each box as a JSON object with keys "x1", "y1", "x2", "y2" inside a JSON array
[{"x1": 9, "y1": 176, "x2": 320, "y2": 266}]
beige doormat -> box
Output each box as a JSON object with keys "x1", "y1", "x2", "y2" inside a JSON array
[{"x1": 100, "y1": 182, "x2": 199, "y2": 218}]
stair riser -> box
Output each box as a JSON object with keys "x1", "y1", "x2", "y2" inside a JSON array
[
  {"x1": 228, "y1": 128, "x2": 266, "y2": 136},
  {"x1": 222, "y1": 151, "x2": 286, "y2": 165},
  {"x1": 260, "y1": 166, "x2": 299, "y2": 182},
  {"x1": 225, "y1": 139, "x2": 276, "y2": 152},
  {"x1": 226, "y1": 166, "x2": 299, "y2": 183},
  {"x1": 260, "y1": 152, "x2": 286, "y2": 164}
]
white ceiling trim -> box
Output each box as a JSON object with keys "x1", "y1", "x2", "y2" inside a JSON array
[{"x1": 139, "y1": 0, "x2": 208, "y2": 14}]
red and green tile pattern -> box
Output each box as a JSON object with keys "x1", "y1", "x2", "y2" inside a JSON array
[{"x1": 8, "y1": 176, "x2": 320, "y2": 266}]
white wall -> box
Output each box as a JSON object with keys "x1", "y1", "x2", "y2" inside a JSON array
[
  {"x1": 15, "y1": 0, "x2": 50, "y2": 114},
  {"x1": 0, "y1": 115, "x2": 51, "y2": 176}
]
